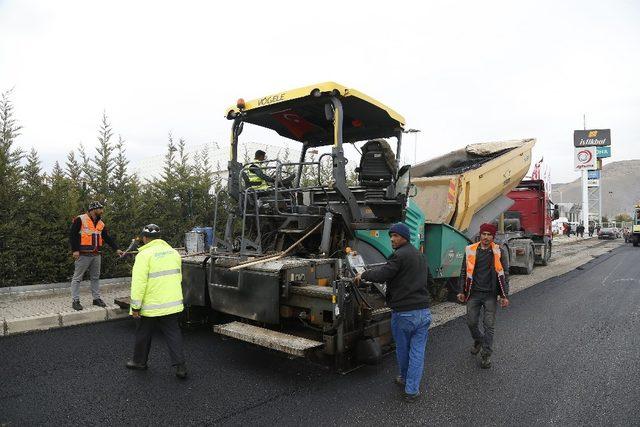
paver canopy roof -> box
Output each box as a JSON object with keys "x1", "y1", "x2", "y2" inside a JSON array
[{"x1": 226, "y1": 82, "x2": 405, "y2": 147}]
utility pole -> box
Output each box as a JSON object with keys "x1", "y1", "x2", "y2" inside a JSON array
[
  {"x1": 403, "y1": 129, "x2": 421, "y2": 165},
  {"x1": 582, "y1": 114, "x2": 589, "y2": 229}
]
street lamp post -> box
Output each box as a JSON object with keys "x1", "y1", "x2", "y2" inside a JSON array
[{"x1": 403, "y1": 128, "x2": 421, "y2": 165}]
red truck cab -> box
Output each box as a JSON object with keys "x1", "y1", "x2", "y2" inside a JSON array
[{"x1": 505, "y1": 179, "x2": 557, "y2": 266}]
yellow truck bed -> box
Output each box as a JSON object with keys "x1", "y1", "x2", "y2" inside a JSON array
[{"x1": 411, "y1": 139, "x2": 535, "y2": 235}]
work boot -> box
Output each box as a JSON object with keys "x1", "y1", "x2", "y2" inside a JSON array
[
  {"x1": 403, "y1": 391, "x2": 421, "y2": 403},
  {"x1": 470, "y1": 341, "x2": 482, "y2": 355},
  {"x1": 126, "y1": 360, "x2": 148, "y2": 370},
  {"x1": 394, "y1": 376, "x2": 405, "y2": 387},
  {"x1": 72, "y1": 300, "x2": 83, "y2": 311},
  {"x1": 92, "y1": 298, "x2": 106, "y2": 308},
  {"x1": 176, "y1": 364, "x2": 188, "y2": 379},
  {"x1": 480, "y1": 353, "x2": 492, "y2": 369}
]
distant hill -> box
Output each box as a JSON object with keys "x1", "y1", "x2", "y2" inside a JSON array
[{"x1": 552, "y1": 159, "x2": 640, "y2": 217}]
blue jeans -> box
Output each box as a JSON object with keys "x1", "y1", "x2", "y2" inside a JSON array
[{"x1": 391, "y1": 308, "x2": 432, "y2": 395}]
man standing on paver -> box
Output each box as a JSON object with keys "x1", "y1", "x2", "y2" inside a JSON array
[
  {"x1": 457, "y1": 223, "x2": 510, "y2": 369},
  {"x1": 355, "y1": 223, "x2": 431, "y2": 402},
  {"x1": 126, "y1": 224, "x2": 187, "y2": 379},
  {"x1": 69, "y1": 201, "x2": 122, "y2": 311}
]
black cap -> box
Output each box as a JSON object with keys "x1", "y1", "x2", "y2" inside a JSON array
[
  {"x1": 141, "y1": 224, "x2": 161, "y2": 237},
  {"x1": 255, "y1": 150, "x2": 266, "y2": 159},
  {"x1": 88, "y1": 201, "x2": 104, "y2": 211}
]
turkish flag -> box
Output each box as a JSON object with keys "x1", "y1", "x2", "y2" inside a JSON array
[{"x1": 271, "y1": 109, "x2": 317, "y2": 139}]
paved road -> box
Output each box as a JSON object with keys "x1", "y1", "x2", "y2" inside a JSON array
[{"x1": 1, "y1": 244, "x2": 638, "y2": 425}]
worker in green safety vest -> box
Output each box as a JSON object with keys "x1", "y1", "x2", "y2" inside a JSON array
[
  {"x1": 246, "y1": 149, "x2": 274, "y2": 190},
  {"x1": 126, "y1": 224, "x2": 187, "y2": 379}
]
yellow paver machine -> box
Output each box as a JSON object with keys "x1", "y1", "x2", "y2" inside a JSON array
[{"x1": 185, "y1": 82, "x2": 414, "y2": 371}]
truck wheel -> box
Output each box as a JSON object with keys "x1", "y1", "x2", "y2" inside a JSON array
[
  {"x1": 540, "y1": 242, "x2": 551, "y2": 266},
  {"x1": 634, "y1": 241, "x2": 639, "y2": 247},
  {"x1": 522, "y1": 246, "x2": 534, "y2": 275}
]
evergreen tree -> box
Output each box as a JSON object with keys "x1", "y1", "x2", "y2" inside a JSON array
[
  {"x1": 64, "y1": 149, "x2": 85, "y2": 215},
  {"x1": 77, "y1": 144, "x2": 92, "y2": 208},
  {"x1": 0, "y1": 89, "x2": 24, "y2": 286},
  {"x1": 91, "y1": 112, "x2": 115, "y2": 201},
  {"x1": 48, "y1": 161, "x2": 77, "y2": 281},
  {"x1": 107, "y1": 136, "x2": 141, "y2": 277},
  {"x1": 142, "y1": 135, "x2": 182, "y2": 246},
  {"x1": 175, "y1": 138, "x2": 195, "y2": 228},
  {"x1": 65, "y1": 150, "x2": 82, "y2": 181},
  {"x1": 17, "y1": 149, "x2": 57, "y2": 284}
]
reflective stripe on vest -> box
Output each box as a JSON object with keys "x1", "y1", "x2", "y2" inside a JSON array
[
  {"x1": 130, "y1": 299, "x2": 142, "y2": 308},
  {"x1": 465, "y1": 242, "x2": 505, "y2": 280},
  {"x1": 246, "y1": 163, "x2": 269, "y2": 190},
  {"x1": 142, "y1": 299, "x2": 183, "y2": 311},
  {"x1": 78, "y1": 213, "x2": 104, "y2": 252},
  {"x1": 148, "y1": 268, "x2": 181, "y2": 279}
]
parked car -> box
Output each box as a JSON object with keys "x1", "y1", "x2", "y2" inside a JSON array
[{"x1": 598, "y1": 227, "x2": 618, "y2": 240}]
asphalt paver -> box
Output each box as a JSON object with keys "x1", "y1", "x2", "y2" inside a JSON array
[{"x1": 1, "y1": 244, "x2": 638, "y2": 425}]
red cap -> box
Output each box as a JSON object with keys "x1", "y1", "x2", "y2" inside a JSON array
[{"x1": 479, "y1": 223, "x2": 498, "y2": 236}]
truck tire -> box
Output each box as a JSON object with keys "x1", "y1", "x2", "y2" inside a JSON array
[
  {"x1": 634, "y1": 241, "x2": 639, "y2": 247},
  {"x1": 540, "y1": 242, "x2": 551, "y2": 266},
  {"x1": 522, "y1": 246, "x2": 534, "y2": 274},
  {"x1": 524, "y1": 246, "x2": 536, "y2": 274}
]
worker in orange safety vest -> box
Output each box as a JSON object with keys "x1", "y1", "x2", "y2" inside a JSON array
[
  {"x1": 69, "y1": 201, "x2": 123, "y2": 311},
  {"x1": 456, "y1": 223, "x2": 510, "y2": 369}
]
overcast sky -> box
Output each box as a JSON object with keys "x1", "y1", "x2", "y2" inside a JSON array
[{"x1": 1, "y1": 0, "x2": 638, "y2": 183}]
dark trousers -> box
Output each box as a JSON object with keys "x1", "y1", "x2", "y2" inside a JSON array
[
  {"x1": 133, "y1": 313, "x2": 185, "y2": 366},
  {"x1": 466, "y1": 292, "x2": 497, "y2": 356}
]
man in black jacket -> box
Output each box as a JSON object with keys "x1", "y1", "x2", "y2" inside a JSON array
[{"x1": 355, "y1": 223, "x2": 431, "y2": 402}]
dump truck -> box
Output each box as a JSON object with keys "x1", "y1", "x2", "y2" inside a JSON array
[
  {"x1": 344, "y1": 139, "x2": 536, "y2": 300},
  {"x1": 632, "y1": 204, "x2": 640, "y2": 247},
  {"x1": 410, "y1": 140, "x2": 535, "y2": 296}
]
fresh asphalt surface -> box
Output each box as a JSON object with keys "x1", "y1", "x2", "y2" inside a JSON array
[{"x1": 1, "y1": 244, "x2": 638, "y2": 426}]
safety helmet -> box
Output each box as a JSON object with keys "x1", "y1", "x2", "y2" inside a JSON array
[
  {"x1": 88, "y1": 201, "x2": 104, "y2": 211},
  {"x1": 141, "y1": 224, "x2": 161, "y2": 237}
]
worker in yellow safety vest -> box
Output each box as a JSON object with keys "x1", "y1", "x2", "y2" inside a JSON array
[
  {"x1": 246, "y1": 149, "x2": 274, "y2": 190},
  {"x1": 126, "y1": 224, "x2": 187, "y2": 379}
]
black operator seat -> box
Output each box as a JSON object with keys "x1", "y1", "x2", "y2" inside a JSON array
[{"x1": 358, "y1": 139, "x2": 397, "y2": 187}]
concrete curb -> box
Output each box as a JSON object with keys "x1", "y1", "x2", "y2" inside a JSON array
[
  {"x1": 1, "y1": 306, "x2": 131, "y2": 337},
  {"x1": 5, "y1": 313, "x2": 62, "y2": 335},
  {"x1": 61, "y1": 308, "x2": 108, "y2": 327}
]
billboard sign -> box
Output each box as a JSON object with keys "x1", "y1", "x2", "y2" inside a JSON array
[
  {"x1": 574, "y1": 129, "x2": 611, "y2": 147},
  {"x1": 574, "y1": 146, "x2": 597, "y2": 170},
  {"x1": 587, "y1": 179, "x2": 599, "y2": 187},
  {"x1": 596, "y1": 146, "x2": 611, "y2": 158},
  {"x1": 588, "y1": 170, "x2": 600, "y2": 179}
]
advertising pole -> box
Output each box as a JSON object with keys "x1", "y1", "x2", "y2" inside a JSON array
[
  {"x1": 582, "y1": 169, "x2": 589, "y2": 227},
  {"x1": 598, "y1": 178, "x2": 603, "y2": 226},
  {"x1": 574, "y1": 126, "x2": 611, "y2": 228}
]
